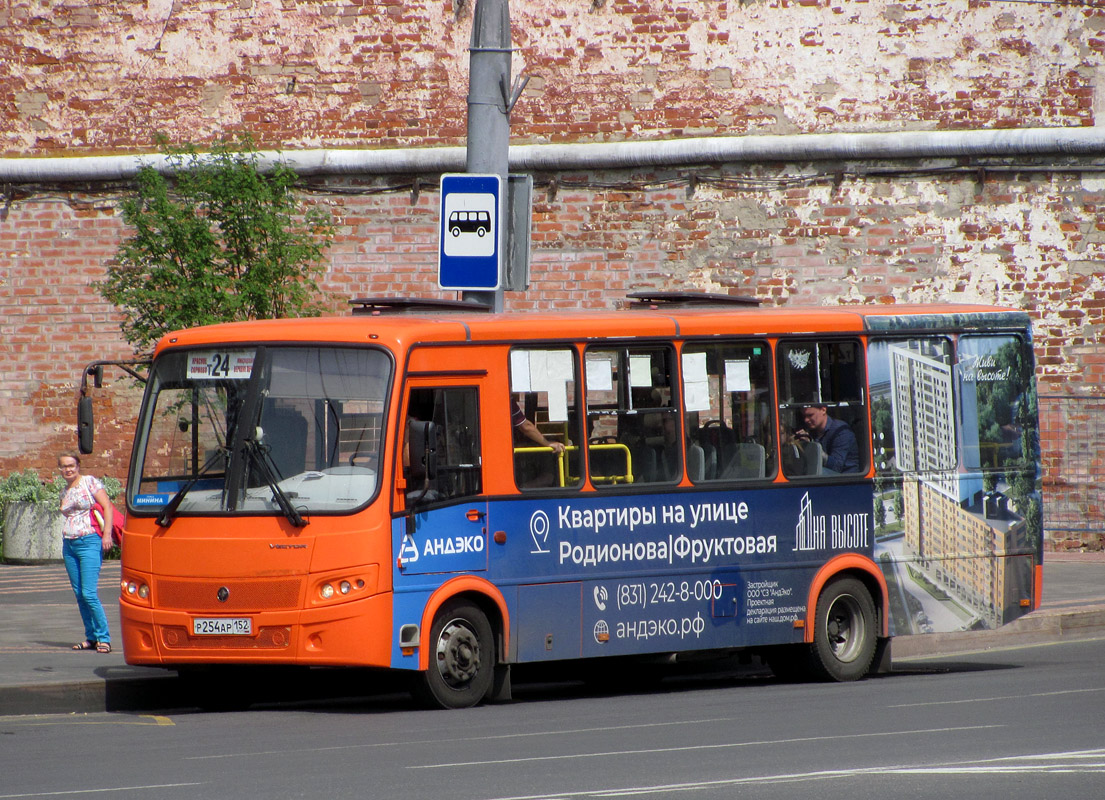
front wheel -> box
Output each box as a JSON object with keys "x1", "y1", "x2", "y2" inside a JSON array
[
  {"x1": 810, "y1": 577, "x2": 877, "y2": 682},
  {"x1": 415, "y1": 599, "x2": 495, "y2": 709}
]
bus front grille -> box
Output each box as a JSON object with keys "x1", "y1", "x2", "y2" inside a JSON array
[{"x1": 157, "y1": 578, "x2": 303, "y2": 611}]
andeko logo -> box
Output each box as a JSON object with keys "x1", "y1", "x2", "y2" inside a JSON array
[
  {"x1": 399, "y1": 535, "x2": 420, "y2": 563},
  {"x1": 530, "y1": 510, "x2": 551, "y2": 554}
]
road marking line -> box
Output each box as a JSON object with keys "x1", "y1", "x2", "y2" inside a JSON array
[
  {"x1": 0, "y1": 783, "x2": 203, "y2": 798},
  {"x1": 477, "y1": 749, "x2": 1105, "y2": 800},
  {"x1": 183, "y1": 716, "x2": 749, "y2": 760},
  {"x1": 890, "y1": 686, "x2": 1105, "y2": 707},
  {"x1": 409, "y1": 724, "x2": 1003, "y2": 769}
]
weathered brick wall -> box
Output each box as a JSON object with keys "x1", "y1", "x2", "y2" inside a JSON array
[
  {"x1": 3, "y1": 166, "x2": 1102, "y2": 463},
  {"x1": 2, "y1": 1, "x2": 1103, "y2": 547},
  {"x1": 2, "y1": 0, "x2": 1097, "y2": 154}
]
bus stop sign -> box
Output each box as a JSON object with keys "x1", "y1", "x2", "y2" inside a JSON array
[{"x1": 438, "y1": 173, "x2": 502, "y2": 291}]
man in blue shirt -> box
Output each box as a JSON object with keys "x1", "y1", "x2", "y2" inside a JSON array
[{"x1": 796, "y1": 404, "x2": 860, "y2": 474}]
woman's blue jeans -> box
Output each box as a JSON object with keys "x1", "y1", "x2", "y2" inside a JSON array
[{"x1": 62, "y1": 534, "x2": 111, "y2": 644}]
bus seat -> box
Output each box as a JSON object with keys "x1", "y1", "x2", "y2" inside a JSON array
[
  {"x1": 704, "y1": 442, "x2": 717, "y2": 480},
  {"x1": 782, "y1": 441, "x2": 822, "y2": 477},
  {"x1": 636, "y1": 445, "x2": 659, "y2": 483},
  {"x1": 687, "y1": 442, "x2": 706, "y2": 482},
  {"x1": 719, "y1": 442, "x2": 765, "y2": 480},
  {"x1": 803, "y1": 441, "x2": 823, "y2": 476},
  {"x1": 786, "y1": 439, "x2": 822, "y2": 477}
]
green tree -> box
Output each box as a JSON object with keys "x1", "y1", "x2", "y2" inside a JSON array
[{"x1": 100, "y1": 136, "x2": 334, "y2": 353}]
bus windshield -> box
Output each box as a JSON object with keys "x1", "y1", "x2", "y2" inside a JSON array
[{"x1": 131, "y1": 346, "x2": 392, "y2": 516}]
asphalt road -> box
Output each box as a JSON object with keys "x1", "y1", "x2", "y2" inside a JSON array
[{"x1": 2, "y1": 634, "x2": 1103, "y2": 800}]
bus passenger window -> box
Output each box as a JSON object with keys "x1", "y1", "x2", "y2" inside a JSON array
[
  {"x1": 777, "y1": 340, "x2": 867, "y2": 478},
  {"x1": 957, "y1": 335, "x2": 1037, "y2": 473},
  {"x1": 404, "y1": 387, "x2": 481, "y2": 504},
  {"x1": 509, "y1": 348, "x2": 582, "y2": 490},
  {"x1": 681, "y1": 342, "x2": 775, "y2": 482},
  {"x1": 584, "y1": 346, "x2": 678, "y2": 485},
  {"x1": 867, "y1": 338, "x2": 956, "y2": 475}
]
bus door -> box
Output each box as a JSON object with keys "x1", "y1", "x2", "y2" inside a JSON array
[{"x1": 395, "y1": 378, "x2": 488, "y2": 577}]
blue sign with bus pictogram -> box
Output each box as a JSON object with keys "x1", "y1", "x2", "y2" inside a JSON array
[{"x1": 438, "y1": 173, "x2": 502, "y2": 291}]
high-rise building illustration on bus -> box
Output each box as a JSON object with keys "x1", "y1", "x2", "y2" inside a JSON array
[{"x1": 870, "y1": 330, "x2": 1040, "y2": 635}]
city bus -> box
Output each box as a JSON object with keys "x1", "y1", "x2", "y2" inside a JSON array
[{"x1": 95, "y1": 293, "x2": 1042, "y2": 708}]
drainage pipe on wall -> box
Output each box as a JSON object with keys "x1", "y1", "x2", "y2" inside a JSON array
[{"x1": 2, "y1": 127, "x2": 1105, "y2": 184}]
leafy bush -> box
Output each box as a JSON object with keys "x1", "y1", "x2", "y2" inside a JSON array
[{"x1": 0, "y1": 470, "x2": 123, "y2": 553}]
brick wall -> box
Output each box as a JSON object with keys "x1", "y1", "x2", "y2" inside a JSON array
[
  {"x1": 3, "y1": 1, "x2": 1098, "y2": 154},
  {"x1": 2, "y1": 1, "x2": 1103, "y2": 547},
  {"x1": 3, "y1": 165, "x2": 1103, "y2": 464}
]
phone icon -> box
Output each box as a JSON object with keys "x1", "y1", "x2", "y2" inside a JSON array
[{"x1": 593, "y1": 585, "x2": 608, "y2": 611}]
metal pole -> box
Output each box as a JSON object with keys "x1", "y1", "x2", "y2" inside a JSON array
[{"x1": 462, "y1": 0, "x2": 511, "y2": 312}]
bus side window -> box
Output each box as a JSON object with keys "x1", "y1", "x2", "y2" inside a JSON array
[
  {"x1": 585, "y1": 345, "x2": 678, "y2": 485},
  {"x1": 405, "y1": 386, "x2": 482, "y2": 504},
  {"x1": 957, "y1": 334, "x2": 1037, "y2": 473},
  {"x1": 681, "y1": 342, "x2": 775, "y2": 482},
  {"x1": 509, "y1": 347, "x2": 583, "y2": 490},
  {"x1": 867, "y1": 337, "x2": 956, "y2": 475},
  {"x1": 776, "y1": 340, "x2": 867, "y2": 478}
]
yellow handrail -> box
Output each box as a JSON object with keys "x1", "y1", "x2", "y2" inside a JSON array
[{"x1": 512, "y1": 442, "x2": 634, "y2": 486}]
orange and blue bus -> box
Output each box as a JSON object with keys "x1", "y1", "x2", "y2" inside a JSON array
[{"x1": 95, "y1": 293, "x2": 1042, "y2": 708}]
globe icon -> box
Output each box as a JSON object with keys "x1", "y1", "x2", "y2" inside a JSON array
[{"x1": 594, "y1": 620, "x2": 610, "y2": 643}]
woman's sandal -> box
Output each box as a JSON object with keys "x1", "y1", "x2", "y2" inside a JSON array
[
  {"x1": 72, "y1": 640, "x2": 96, "y2": 651},
  {"x1": 96, "y1": 642, "x2": 112, "y2": 654}
]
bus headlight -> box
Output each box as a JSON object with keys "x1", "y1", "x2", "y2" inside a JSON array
[
  {"x1": 120, "y1": 578, "x2": 151, "y2": 605},
  {"x1": 312, "y1": 569, "x2": 376, "y2": 607}
]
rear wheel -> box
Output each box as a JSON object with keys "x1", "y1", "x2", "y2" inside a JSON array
[
  {"x1": 810, "y1": 577, "x2": 877, "y2": 681},
  {"x1": 415, "y1": 599, "x2": 495, "y2": 709}
]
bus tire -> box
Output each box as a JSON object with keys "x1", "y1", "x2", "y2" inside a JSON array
[
  {"x1": 810, "y1": 577, "x2": 877, "y2": 682},
  {"x1": 416, "y1": 599, "x2": 495, "y2": 709}
]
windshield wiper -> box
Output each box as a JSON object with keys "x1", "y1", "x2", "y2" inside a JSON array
[
  {"x1": 156, "y1": 448, "x2": 227, "y2": 528},
  {"x1": 244, "y1": 438, "x2": 307, "y2": 528}
]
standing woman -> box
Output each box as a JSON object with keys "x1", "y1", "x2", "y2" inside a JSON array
[{"x1": 58, "y1": 453, "x2": 113, "y2": 653}]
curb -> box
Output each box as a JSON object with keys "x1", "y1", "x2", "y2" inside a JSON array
[
  {"x1": 891, "y1": 603, "x2": 1105, "y2": 659},
  {"x1": 0, "y1": 674, "x2": 181, "y2": 716}
]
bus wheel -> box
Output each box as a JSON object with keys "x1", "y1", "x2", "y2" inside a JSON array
[
  {"x1": 416, "y1": 599, "x2": 495, "y2": 709},
  {"x1": 810, "y1": 577, "x2": 877, "y2": 682}
]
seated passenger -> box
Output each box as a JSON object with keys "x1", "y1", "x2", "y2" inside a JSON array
[
  {"x1": 512, "y1": 401, "x2": 566, "y2": 488},
  {"x1": 793, "y1": 404, "x2": 860, "y2": 474},
  {"x1": 512, "y1": 401, "x2": 565, "y2": 455}
]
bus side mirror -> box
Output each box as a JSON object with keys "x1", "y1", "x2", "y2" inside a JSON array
[{"x1": 77, "y1": 395, "x2": 94, "y2": 455}]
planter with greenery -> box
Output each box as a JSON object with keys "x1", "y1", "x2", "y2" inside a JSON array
[{"x1": 0, "y1": 471, "x2": 123, "y2": 564}]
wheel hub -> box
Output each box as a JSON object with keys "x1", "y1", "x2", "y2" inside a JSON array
[
  {"x1": 825, "y1": 594, "x2": 864, "y2": 663},
  {"x1": 437, "y1": 620, "x2": 481, "y2": 688}
]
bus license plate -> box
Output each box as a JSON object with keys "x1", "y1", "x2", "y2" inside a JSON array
[{"x1": 193, "y1": 617, "x2": 252, "y2": 636}]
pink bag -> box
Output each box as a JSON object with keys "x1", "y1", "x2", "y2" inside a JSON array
[{"x1": 91, "y1": 502, "x2": 124, "y2": 547}]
